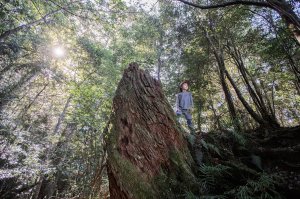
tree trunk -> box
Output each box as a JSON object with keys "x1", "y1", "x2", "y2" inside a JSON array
[
  {"x1": 105, "y1": 63, "x2": 197, "y2": 199},
  {"x1": 33, "y1": 96, "x2": 73, "y2": 199},
  {"x1": 225, "y1": 40, "x2": 280, "y2": 128},
  {"x1": 266, "y1": 0, "x2": 300, "y2": 44},
  {"x1": 218, "y1": 60, "x2": 242, "y2": 132},
  {"x1": 156, "y1": 27, "x2": 163, "y2": 81},
  {"x1": 224, "y1": 69, "x2": 265, "y2": 126},
  {"x1": 208, "y1": 94, "x2": 222, "y2": 130},
  {"x1": 203, "y1": 28, "x2": 242, "y2": 132}
]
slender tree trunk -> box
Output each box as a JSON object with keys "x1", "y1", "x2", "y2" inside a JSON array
[
  {"x1": 225, "y1": 40, "x2": 280, "y2": 128},
  {"x1": 34, "y1": 96, "x2": 72, "y2": 199},
  {"x1": 197, "y1": 99, "x2": 202, "y2": 131},
  {"x1": 225, "y1": 40, "x2": 266, "y2": 113},
  {"x1": 224, "y1": 69, "x2": 265, "y2": 125},
  {"x1": 156, "y1": 28, "x2": 163, "y2": 81},
  {"x1": 54, "y1": 95, "x2": 72, "y2": 134},
  {"x1": 208, "y1": 94, "x2": 221, "y2": 130},
  {"x1": 259, "y1": 81, "x2": 280, "y2": 127},
  {"x1": 203, "y1": 27, "x2": 242, "y2": 132},
  {"x1": 218, "y1": 61, "x2": 242, "y2": 131}
]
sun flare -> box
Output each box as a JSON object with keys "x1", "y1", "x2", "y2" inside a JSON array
[{"x1": 52, "y1": 46, "x2": 65, "y2": 58}]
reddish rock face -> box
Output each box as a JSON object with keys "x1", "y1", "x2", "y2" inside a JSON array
[{"x1": 106, "y1": 63, "x2": 195, "y2": 199}]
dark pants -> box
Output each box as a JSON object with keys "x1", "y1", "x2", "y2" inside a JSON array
[{"x1": 176, "y1": 109, "x2": 193, "y2": 128}]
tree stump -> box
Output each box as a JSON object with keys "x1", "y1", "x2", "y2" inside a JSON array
[{"x1": 105, "y1": 63, "x2": 197, "y2": 199}]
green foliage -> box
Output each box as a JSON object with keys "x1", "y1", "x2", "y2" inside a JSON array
[
  {"x1": 200, "y1": 139, "x2": 221, "y2": 156},
  {"x1": 225, "y1": 173, "x2": 282, "y2": 199},
  {"x1": 199, "y1": 195, "x2": 227, "y2": 199},
  {"x1": 228, "y1": 130, "x2": 247, "y2": 146},
  {"x1": 184, "y1": 191, "x2": 199, "y2": 199},
  {"x1": 196, "y1": 161, "x2": 283, "y2": 199},
  {"x1": 198, "y1": 164, "x2": 231, "y2": 192},
  {"x1": 0, "y1": 0, "x2": 299, "y2": 198}
]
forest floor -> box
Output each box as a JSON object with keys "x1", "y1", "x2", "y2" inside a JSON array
[{"x1": 185, "y1": 126, "x2": 300, "y2": 198}]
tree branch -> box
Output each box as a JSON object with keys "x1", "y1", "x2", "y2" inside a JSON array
[
  {"x1": 47, "y1": 0, "x2": 94, "y2": 20},
  {"x1": 176, "y1": 0, "x2": 272, "y2": 9},
  {"x1": 0, "y1": 1, "x2": 80, "y2": 41},
  {"x1": 0, "y1": 9, "x2": 60, "y2": 41}
]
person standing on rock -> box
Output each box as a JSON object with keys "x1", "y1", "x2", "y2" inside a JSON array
[{"x1": 175, "y1": 80, "x2": 195, "y2": 133}]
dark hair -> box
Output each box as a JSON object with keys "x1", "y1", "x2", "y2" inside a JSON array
[{"x1": 179, "y1": 80, "x2": 189, "y2": 92}]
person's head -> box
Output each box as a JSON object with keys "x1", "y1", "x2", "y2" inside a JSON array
[{"x1": 180, "y1": 80, "x2": 189, "y2": 92}]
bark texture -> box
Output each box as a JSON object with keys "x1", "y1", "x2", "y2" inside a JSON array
[{"x1": 105, "y1": 63, "x2": 196, "y2": 199}]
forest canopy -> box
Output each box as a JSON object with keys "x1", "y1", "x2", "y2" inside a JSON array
[{"x1": 0, "y1": 0, "x2": 299, "y2": 198}]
